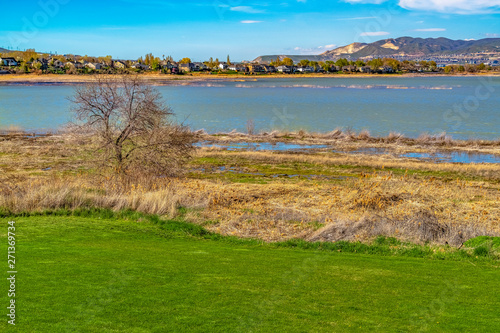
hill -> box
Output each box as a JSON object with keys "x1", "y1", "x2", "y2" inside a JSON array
[
  {"x1": 0, "y1": 47, "x2": 12, "y2": 54},
  {"x1": 253, "y1": 37, "x2": 500, "y2": 63}
]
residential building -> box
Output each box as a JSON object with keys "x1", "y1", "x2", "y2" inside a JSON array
[
  {"x1": 358, "y1": 66, "x2": 372, "y2": 73},
  {"x1": 0, "y1": 57, "x2": 18, "y2": 66},
  {"x1": 131, "y1": 63, "x2": 149, "y2": 70},
  {"x1": 179, "y1": 63, "x2": 195, "y2": 72},
  {"x1": 276, "y1": 65, "x2": 292, "y2": 73},
  {"x1": 86, "y1": 63, "x2": 102, "y2": 70},
  {"x1": 114, "y1": 60, "x2": 127, "y2": 69},
  {"x1": 247, "y1": 64, "x2": 264, "y2": 72}
]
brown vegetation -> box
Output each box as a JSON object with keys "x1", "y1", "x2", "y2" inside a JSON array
[
  {"x1": 0, "y1": 133, "x2": 498, "y2": 246},
  {"x1": 69, "y1": 75, "x2": 194, "y2": 177}
]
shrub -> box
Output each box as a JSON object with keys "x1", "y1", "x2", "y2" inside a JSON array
[{"x1": 70, "y1": 75, "x2": 195, "y2": 178}]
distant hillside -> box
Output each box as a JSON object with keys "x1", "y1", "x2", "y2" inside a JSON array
[
  {"x1": 253, "y1": 37, "x2": 500, "y2": 63},
  {"x1": 253, "y1": 54, "x2": 323, "y2": 63},
  {"x1": 0, "y1": 47, "x2": 12, "y2": 54}
]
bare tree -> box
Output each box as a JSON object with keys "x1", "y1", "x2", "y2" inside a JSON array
[
  {"x1": 70, "y1": 75, "x2": 194, "y2": 177},
  {"x1": 246, "y1": 119, "x2": 255, "y2": 135}
]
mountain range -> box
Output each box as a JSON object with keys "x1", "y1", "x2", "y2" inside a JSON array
[{"x1": 253, "y1": 37, "x2": 500, "y2": 63}]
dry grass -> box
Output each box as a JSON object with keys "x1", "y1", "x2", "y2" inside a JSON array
[
  {"x1": 198, "y1": 128, "x2": 500, "y2": 155},
  {"x1": 1, "y1": 134, "x2": 499, "y2": 246}
]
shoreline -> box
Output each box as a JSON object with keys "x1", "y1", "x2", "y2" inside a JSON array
[
  {"x1": 1, "y1": 72, "x2": 499, "y2": 84},
  {"x1": 2, "y1": 130, "x2": 499, "y2": 158}
]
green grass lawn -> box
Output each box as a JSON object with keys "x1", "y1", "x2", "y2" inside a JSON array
[{"x1": 1, "y1": 213, "x2": 499, "y2": 332}]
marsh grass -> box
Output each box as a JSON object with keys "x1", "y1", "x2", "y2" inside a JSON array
[{"x1": 1, "y1": 133, "x2": 499, "y2": 246}]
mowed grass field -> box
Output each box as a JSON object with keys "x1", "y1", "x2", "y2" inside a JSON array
[{"x1": 1, "y1": 212, "x2": 499, "y2": 332}]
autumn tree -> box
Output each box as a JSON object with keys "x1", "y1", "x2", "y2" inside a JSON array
[
  {"x1": 70, "y1": 75, "x2": 195, "y2": 177},
  {"x1": 98, "y1": 55, "x2": 113, "y2": 66},
  {"x1": 179, "y1": 57, "x2": 192, "y2": 64},
  {"x1": 367, "y1": 58, "x2": 383, "y2": 69},
  {"x1": 22, "y1": 49, "x2": 38, "y2": 62},
  {"x1": 204, "y1": 57, "x2": 215, "y2": 69},
  {"x1": 335, "y1": 58, "x2": 349, "y2": 67},
  {"x1": 355, "y1": 60, "x2": 366, "y2": 67},
  {"x1": 298, "y1": 59, "x2": 310, "y2": 67},
  {"x1": 383, "y1": 58, "x2": 400, "y2": 71},
  {"x1": 227, "y1": 55, "x2": 231, "y2": 66},
  {"x1": 282, "y1": 57, "x2": 294, "y2": 66}
]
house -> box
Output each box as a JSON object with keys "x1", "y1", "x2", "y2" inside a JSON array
[
  {"x1": 194, "y1": 62, "x2": 207, "y2": 71},
  {"x1": 276, "y1": 65, "x2": 292, "y2": 73},
  {"x1": 114, "y1": 60, "x2": 127, "y2": 69},
  {"x1": 296, "y1": 66, "x2": 314, "y2": 73},
  {"x1": 131, "y1": 63, "x2": 149, "y2": 70},
  {"x1": 358, "y1": 66, "x2": 372, "y2": 73},
  {"x1": 179, "y1": 63, "x2": 195, "y2": 72},
  {"x1": 86, "y1": 63, "x2": 102, "y2": 70},
  {"x1": 51, "y1": 59, "x2": 64, "y2": 68},
  {"x1": 0, "y1": 57, "x2": 18, "y2": 66},
  {"x1": 64, "y1": 61, "x2": 77, "y2": 69},
  {"x1": 261, "y1": 65, "x2": 276, "y2": 73},
  {"x1": 161, "y1": 61, "x2": 179, "y2": 73},
  {"x1": 378, "y1": 66, "x2": 393, "y2": 73},
  {"x1": 247, "y1": 64, "x2": 264, "y2": 72},
  {"x1": 32, "y1": 58, "x2": 48, "y2": 70},
  {"x1": 342, "y1": 65, "x2": 356, "y2": 72},
  {"x1": 161, "y1": 60, "x2": 174, "y2": 69},
  {"x1": 218, "y1": 63, "x2": 228, "y2": 70},
  {"x1": 228, "y1": 64, "x2": 248, "y2": 72}
]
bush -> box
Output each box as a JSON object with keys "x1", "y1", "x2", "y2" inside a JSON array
[{"x1": 70, "y1": 75, "x2": 195, "y2": 178}]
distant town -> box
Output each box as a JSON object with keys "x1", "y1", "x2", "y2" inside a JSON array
[{"x1": 1, "y1": 48, "x2": 499, "y2": 76}]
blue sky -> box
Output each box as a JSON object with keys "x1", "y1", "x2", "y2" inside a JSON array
[{"x1": 1, "y1": 0, "x2": 499, "y2": 61}]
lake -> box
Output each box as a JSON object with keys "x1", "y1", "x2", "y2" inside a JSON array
[{"x1": 0, "y1": 76, "x2": 499, "y2": 140}]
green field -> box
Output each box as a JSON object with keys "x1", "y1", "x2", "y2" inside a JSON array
[{"x1": 1, "y1": 212, "x2": 499, "y2": 332}]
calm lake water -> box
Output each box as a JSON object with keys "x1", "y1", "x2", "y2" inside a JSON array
[{"x1": 1, "y1": 76, "x2": 499, "y2": 140}]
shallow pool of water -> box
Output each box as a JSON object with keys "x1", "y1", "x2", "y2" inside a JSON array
[
  {"x1": 196, "y1": 141, "x2": 500, "y2": 164},
  {"x1": 195, "y1": 141, "x2": 329, "y2": 151},
  {"x1": 348, "y1": 147, "x2": 500, "y2": 164}
]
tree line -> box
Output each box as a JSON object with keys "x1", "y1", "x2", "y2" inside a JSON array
[{"x1": 1, "y1": 49, "x2": 498, "y2": 74}]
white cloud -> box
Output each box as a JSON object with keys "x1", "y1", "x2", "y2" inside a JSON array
[
  {"x1": 359, "y1": 31, "x2": 390, "y2": 36},
  {"x1": 484, "y1": 33, "x2": 500, "y2": 37},
  {"x1": 413, "y1": 28, "x2": 446, "y2": 32},
  {"x1": 240, "y1": 20, "x2": 262, "y2": 24},
  {"x1": 398, "y1": 0, "x2": 500, "y2": 14},
  {"x1": 231, "y1": 6, "x2": 265, "y2": 14},
  {"x1": 346, "y1": 0, "x2": 500, "y2": 14}
]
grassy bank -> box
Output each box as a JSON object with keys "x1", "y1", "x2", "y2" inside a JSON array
[
  {"x1": 1, "y1": 211, "x2": 499, "y2": 332},
  {"x1": 1, "y1": 72, "x2": 499, "y2": 84},
  {"x1": 0, "y1": 133, "x2": 499, "y2": 245}
]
